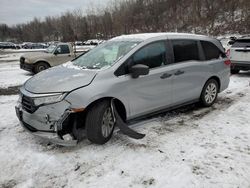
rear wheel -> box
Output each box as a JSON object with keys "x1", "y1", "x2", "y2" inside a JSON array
[
  {"x1": 34, "y1": 62, "x2": 50, "y2": 74},
  {"x1": 200, "y1": 79, "x2": 219, "y2": 107},
  {"x1": 85, "y1": 100, "x2": 115, "y2": 144}
]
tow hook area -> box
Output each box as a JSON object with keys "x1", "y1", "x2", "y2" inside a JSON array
[{"x1": 111, "y1": 100, "x2": 145, "y2": 139}]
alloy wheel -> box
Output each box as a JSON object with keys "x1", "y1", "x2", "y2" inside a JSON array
[
  {"x1": 205, "y1": 83, "x2": 217, "y2": 104},
  {"x1": 101, "y1": 107, "x2": 115, "y2": 138}
]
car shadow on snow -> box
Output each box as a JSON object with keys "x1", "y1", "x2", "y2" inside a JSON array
[{"x1": 147, "y1": 96, "x2": 234, "y2": 136}]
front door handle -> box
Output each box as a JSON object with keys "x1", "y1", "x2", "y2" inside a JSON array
[
  {"x1": 160, "y1": 73, "x2": 172, "y2": 79},
  {"x1": 174, "y1": 70, "x2": 185, "y2": 76}
]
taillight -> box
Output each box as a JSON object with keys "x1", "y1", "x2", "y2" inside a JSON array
[
  {"x1": 226, "y1": 49, "x2": 230, "y2": 57},
  {"x1": 224, "y1": 59, "x2": 231, "y2": 66}
]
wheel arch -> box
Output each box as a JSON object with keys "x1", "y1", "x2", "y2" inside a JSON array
[
  {"x1": 204, "y1": 76, "x2": 221, "y2": 92},
  {"x1": 34, "y1": 60, "x2": 51, "y2": 67},
  {"x1": 84, "y1": 97, "x2": 127, "y2": 122}
]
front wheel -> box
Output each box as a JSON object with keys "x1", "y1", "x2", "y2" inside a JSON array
[
  {"x1": 200, "y1": 79, "x2": 219, "y2": 107},
  {"x1": 34, "y1": 62, "x2": 50, "y2": 74},
  {"x1": 85, "y1": 100, "x2": 115, "y2": 144}
]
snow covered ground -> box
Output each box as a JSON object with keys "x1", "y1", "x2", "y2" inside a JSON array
[
  {"x1": 0, "y1": 53, "x2": 23, "y2": 62},
  {"x1": 0, "y1": 61, "x2": 250, "y2": 188},
  {"x1": 0, "y1": 60, "x2": 32, "y2": 88}
]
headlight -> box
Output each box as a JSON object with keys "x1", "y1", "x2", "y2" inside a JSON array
[{"x1": 33, "y1": 93, "x2": 66, "y2": 106}]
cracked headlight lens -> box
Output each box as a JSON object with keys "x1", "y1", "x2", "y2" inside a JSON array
[{"x1": 33, "y1": 93, "x2": 66, "y2": 106}]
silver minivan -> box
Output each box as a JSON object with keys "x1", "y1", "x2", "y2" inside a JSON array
[{"x1": 15, "y1": 33, "x2": 230, "y2": 146}]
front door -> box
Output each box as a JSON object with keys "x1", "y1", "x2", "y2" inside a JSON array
[
  {"x1": 122, "y1": 41, "x2": 174, "y2": 119},
  {"x1": 52, "y1": 44, "x2": 73, "y2": 66}
]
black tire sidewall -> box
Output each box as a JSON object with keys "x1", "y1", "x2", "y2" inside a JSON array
[
  {"x1": 34, "y1": 62, "x2": 49, "y2": 73},
  {"x1": 85, "y1": 100, "x2": 115, "y2": 144},
  {"x1": 201, "y1": 79, "x2": 219, "y2": 107}
]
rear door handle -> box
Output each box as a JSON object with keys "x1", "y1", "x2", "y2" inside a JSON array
[
  {"x1": 160, "y1": 73, "x2": 172, "y2": 79},
  {"x1": 174, "y1": 70, "x2": 185, "y2": 76}
]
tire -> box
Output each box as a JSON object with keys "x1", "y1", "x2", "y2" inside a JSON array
[
  {"x1": 200, "y1": 79, "x2": 219, "y2": 107},
  {"x1": 231, "y1": 69, "x2": 240, "y2": 74},
  {"x1": 85, "y1": 100, "x2": 115, "y2": 144},
  {"x1": 34, "y1": 62, "x2": 50, "y2": 74}
]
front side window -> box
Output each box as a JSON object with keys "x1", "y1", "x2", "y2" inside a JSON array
[
  {"x1": 201, "y1": 41, "x2": 221, "y2": 60},
  {"x1": 73, "y1": 41, "x2": 140, "y2": 69},
  {"x1": 172, "y1": 40, "x2": 200, "y2": 63},
  {"x1": 132, "y1": 41, "x2": 166, "y2": 69}
]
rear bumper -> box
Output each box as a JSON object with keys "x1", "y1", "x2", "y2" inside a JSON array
[{"x1": 231, "y1": 61, "x2": 250, "y2": 70}]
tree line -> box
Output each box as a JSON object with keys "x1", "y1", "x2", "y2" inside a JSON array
[{"x1": 0, "y1": 0, "x2": 250, "y2": 42}]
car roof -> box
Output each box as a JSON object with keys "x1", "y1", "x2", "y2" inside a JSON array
[
  {"x1": 111, "y1": 32, "x2": 210, "y2": 42},
  {"x1": 111, "y1": 32, "x2": 224, "y2": 53}
]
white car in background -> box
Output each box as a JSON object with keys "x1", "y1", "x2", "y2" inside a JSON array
[{"x1": 228, "y1": 37, "x2": 250, "y2": 74}]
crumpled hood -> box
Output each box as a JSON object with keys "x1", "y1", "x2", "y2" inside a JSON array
[
  {"x1": 22, "y1": 52, "x2": 50, "y2": 60},
  {"x1": 24, "y1": 65, "x2": 97, "y2": 94}
]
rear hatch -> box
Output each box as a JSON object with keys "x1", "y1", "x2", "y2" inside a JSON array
[{"x1": 230, "y1": 38, "x2": 250, "y2": 63}]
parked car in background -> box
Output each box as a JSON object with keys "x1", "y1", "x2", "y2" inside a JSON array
[
  {"x1": 0, "y1": 42, "x2": 20, "y2": 49},
  {"x1": 75, "y1": 39, "x2": 105, "y2": 54},
  {"x1": 75, "y1": 39, "x2": 105, "y2": 46},
  {"x1": 74, "y1": 41, "x2": 84, "y2": 46},
  {"x1": 21, "y1": 42, "x2": 48, "y2": 49},
  {"x1": 84, "y1": 39, "x2": 105, "y2": 45},
  {"x1": 228, "y1": 37, "x2": 250, "y2": 74},
  {"x1": 20, "y1": 43, "x2": 84, "y2": 73},
  {"x1": 15, "y1": 33, "x2": 230, "y2": 146}
]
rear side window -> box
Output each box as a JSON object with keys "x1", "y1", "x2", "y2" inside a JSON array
[
  {"x1": 133, "y1": 41, "x2": 166, "y2": 69},
  {"x1": 172, "y1": 40, "x2": 200, "y2": 63},
  {"x1": 57, "y1": 45, "x2": 70, "y2": 54},
  {"x1": 201, "y1": 41, "x2": 221, "y2": 60},
  {"x1": 232, "y1": 39, "x2": 250, "y2": 48}
]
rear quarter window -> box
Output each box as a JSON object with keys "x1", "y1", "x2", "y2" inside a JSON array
[{"x1": 201, "y1": 41, "x2": 223, "y2": 60}]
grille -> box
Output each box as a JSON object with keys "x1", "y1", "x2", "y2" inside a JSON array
[{"x1": 21, "y1": 95, "x2": 38, "y2": 113}]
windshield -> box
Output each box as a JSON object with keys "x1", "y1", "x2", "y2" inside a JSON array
[
  {"x1": 72, "y1": 40, "x2": 140, "y2": 69},
  {"x1": 46, "y1": 44, "x2": 56, "y2": 53}
]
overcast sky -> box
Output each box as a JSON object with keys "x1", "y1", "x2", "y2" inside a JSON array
[{"x1": 0, "y1": 0, "x2": 111, "y2": 26}]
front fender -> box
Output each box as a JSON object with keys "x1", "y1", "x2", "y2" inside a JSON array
[
  {"x1": 34, "y1": 59, "x2": 51, "y2": 66},
  {"x1": 65, "y1": 90, "x2": 130, "y2": 117}
]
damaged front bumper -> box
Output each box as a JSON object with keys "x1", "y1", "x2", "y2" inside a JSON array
[{"x1": 15, "y1": 94, "x2": 80, "y2": 146}]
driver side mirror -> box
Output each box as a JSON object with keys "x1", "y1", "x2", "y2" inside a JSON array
[
  {"x1": 54, "y1": 50, "x2": 58, "y2": 55},
  {"x1": 130, "y1": 64, "x2": 149, "y2": 78}
]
